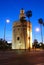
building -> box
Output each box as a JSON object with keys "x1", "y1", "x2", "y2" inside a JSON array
[{"x1": 12, "y1": 9, "x2": 32, "y2": 49}]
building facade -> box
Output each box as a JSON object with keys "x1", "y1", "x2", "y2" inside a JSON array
[{"x1": 12, "y1": 9, "x2": 32, "y2": 49}]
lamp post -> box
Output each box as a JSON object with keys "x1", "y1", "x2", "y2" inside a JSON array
[
  {"x1": 34, "y1": 27, "x2": 40, "y2": 42},
  {"x1": 34, "y1": 27, "x2": 40, "y2": 38},
  {"x1": 34, "y1": 27, "x2": 40, "y2": 50},
  {"x1": 4, "y1": 19, "x2": 10, "y2": 40}
]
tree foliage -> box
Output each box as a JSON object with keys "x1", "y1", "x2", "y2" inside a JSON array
[
  {"x1": 26, "y1": 10, "x2": 32, "y2": 18},
  {"x1": 0, "y1": 38, "x2": 11, "y2": 50}
]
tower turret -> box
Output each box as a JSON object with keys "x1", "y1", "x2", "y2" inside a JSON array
[
  {"x1": 19, "y1": 8, "x2": 26, "y2": 22},
  {"x1": 20, "y1": 8, "x2": 26, "y2": 18}
]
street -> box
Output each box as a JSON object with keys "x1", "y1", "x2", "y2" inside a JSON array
[{"x1": 0, "y1": 50, "x2": 44, "y2": 65}]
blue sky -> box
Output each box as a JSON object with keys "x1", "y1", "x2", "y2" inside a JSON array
[{"x1": 0, "y1": 0, "x2": 44, "y2": 43}]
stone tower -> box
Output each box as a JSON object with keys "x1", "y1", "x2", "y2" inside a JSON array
[{"x1": 12, "y1": 9, "x2": 32, "y2": 49}]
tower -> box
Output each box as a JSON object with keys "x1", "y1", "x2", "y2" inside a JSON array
[{"x1": 12, "y1": 9, "x2": 32, "y2": 49}]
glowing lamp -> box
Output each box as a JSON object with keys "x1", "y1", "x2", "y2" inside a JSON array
[
  {"x1": 35, "y1": 28, "x2": 40, "y2": 32},
  {"x1": 6, "y1": 19, "x2": 10, "y2": 23}
]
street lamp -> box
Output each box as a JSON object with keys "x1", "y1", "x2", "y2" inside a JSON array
[
  {"x1": 34, "y1": 27, "x2": 40, "y2": 39},
  {"x1": 35, "y1": 28, "x2": 40, "y2": 32},
  {"x1": 6, "y1": 19, "x2": 10, "y2": 23},
  {"x1": 4, "y1": 19, "x2": 10, "y2": 40}
]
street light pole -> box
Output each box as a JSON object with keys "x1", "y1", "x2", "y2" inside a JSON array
[
  {"x1": 4, "y1": 19, "x2": 10, "y2": 40},
  {"x1": 4, "y1": 21, "x2": 6, "y2": 40}
]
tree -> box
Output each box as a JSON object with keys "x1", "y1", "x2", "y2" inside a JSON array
[
  {"x1": 38, "y1": 18, "x2": 43, "y2": 43},
  {"x1": 26, "y1": 10, "x2": 32, "y2": 50},
  {"x1": 26, "y1": 10, "x2": 32, "y2": 19},
  {"x1": 43, "y1": 22, "x2": 44, "y2": 26},
  {"x1": 33, "y1": 39, "x2": 38, "y2": 48},
  {"x1": 0, "y1": 38, "x2": 11, "y2": 50}
]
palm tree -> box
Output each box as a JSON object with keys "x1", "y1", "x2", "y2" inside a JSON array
[
  {"x1": 33, "y1": 39, "x2": 38, "y2": 48},
  {"x1": 38, "y1": 18, "x2": 43, "y2": 43},
  {"x1": 43, "y1": 22, "x2": 44, "y2": 26},
  {"x1": 26, "y1": 10, "x2": 32, "y2": 50},
  {"x1": 26, "y1": 10, "x2": 32, "y2": 20}
]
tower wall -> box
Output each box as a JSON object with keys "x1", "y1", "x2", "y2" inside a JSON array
[{"x1": 12, "y1": 21, "x2": 32, "y2": 49}]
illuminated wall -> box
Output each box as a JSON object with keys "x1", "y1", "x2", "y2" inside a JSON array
[
  {"x1": 27, "y1": 22, "x2": 32, "y2": 49},
  {"x1": 12, "y1": 21, "x2": 32, "y2": 49}
]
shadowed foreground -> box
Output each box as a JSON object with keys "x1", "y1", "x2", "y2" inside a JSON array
[{"x1": 0, "y1": 49, "x2": 44, "y2": 65}]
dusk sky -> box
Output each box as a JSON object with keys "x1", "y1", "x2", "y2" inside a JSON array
[{"x1": 0, "y1": 0, "x2": 44, "y2": 43}]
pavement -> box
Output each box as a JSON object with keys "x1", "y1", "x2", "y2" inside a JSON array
[{"x1": 0, "y1": 49, "x2": 44, "y2": 65}]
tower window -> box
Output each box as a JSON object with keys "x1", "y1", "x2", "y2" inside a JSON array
[
  {"x1": 28, "y1": 37, "x2": 30, "y2": 39},
  {"x1": 17, "y1": 37, "x2": 20, "y2": 40},
  {"x1": 18, "y1": 28, "x2": 19, "y2": 30}
]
